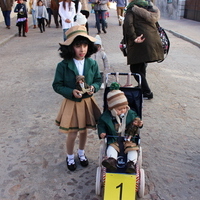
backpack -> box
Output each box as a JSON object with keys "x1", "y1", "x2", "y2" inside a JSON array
[{"x1": 156, "y1": 22, "x2": 170, "y2": 62}]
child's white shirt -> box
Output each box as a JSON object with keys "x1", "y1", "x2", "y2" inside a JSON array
[{"x1": 73, "y1": 58, "x2": 85, "y2": 75}]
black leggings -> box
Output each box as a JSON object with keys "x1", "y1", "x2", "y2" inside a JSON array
[
  {"x1": 37, "y1": 18, "x2": 45, "y2": 32},
  {"x1": 18, "y1": 21, "x2": 26, "y2": 36},
  {"x1": 130, "y1": 63, "x2": 151, "y2": 94}
]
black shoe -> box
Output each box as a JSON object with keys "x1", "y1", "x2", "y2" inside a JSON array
[
  {"x1": 78, "y1": 154, "x2": 89, "y2": 167},
  {"x1": 102, "y1": 29, "x2": 107, "y2": 33},
  {"x1": 102, "y1": 157, "x2": 117, "y2": 172},
  {"x1": 97, "y1": 31, "x2": 101, "y2": 34},
  {"x1": 23, "y1": 35, "x2": 26, "y2": 37},
  {"x1": 143, "y1": 92, "x2": 153, "y2": 100},
  {"x1": 66, "y1": 157, "x2": 77, "y2": 171},
  {"x1": 126, "y1": 161, "x2": 136, "y2": 174}
]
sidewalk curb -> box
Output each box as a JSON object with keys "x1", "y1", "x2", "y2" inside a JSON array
[
  {"x1": 1, "y1": 34, "x2": 17, "y2": 46},
  {"x1": 165, "y1": 29, "x2": 200, "y2": 48},
  {"x1": 0, "y1": 22, "x2": 33, "y2": 46}
]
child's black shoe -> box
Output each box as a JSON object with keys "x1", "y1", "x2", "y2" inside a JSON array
[
  {"x1": 66, "y1": 157, "x2": 77, "y2": 171},
  {"x1": 102, "y1": 157, "x2": 117, "y2": 172},
  {"x1": 78, "y1": 154, "x2": 89, "y2": 167},
  {"x1": 126, "y1": 161, "x2": 136, "y2": 174}
]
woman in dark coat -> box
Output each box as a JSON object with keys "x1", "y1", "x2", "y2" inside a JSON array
[{"x1": 123, "y1": 0, "x2": 164, "y2": 99}]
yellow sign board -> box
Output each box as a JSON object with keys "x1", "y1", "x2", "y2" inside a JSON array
[{"x1": 104, "y1": 173, "x2": 136, "y2": 200}]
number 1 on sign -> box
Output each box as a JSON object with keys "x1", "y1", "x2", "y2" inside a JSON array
[
  {"x1": 116, "y1": 183, "x2": 123, "y2": 200},
  {"x1": 104, "y1": 173, "x2": 136, "y2": 200}
]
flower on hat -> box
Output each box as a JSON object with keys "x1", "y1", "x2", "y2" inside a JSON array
[{"x1": 109, "y1": 82, "x2": 120, "y2": 91}]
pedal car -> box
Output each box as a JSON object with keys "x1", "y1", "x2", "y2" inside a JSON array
[{"x1": 95, "y1": 73, "x2": 145, "y2": 199}]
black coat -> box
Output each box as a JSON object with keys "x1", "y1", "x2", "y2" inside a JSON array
[{"x1": 14, "y1": 3, "x2": 27, "y2": 18}]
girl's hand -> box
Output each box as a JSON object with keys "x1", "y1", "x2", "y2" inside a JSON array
[
  {"x1": 65, "y1": 19, "x2": 71, "y2": 23},
  {"x1": 87, "y1": 86, "x2": 94, "y2": 95},
  {"x1": 73, "y1": 89, "x2": 82, "y2": 98},
  {"x1": 134, "y1": 34, "x2": 145, "y2": 43},
  {"x1": 100, "y1": 133, "x2": 106, "y2": 139}
]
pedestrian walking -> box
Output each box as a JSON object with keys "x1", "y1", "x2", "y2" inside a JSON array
[
  {"x1": 122, "y1": 0, "x2": 164, "y2": 99},
  {"x1": 51, "y1": 0, "x2": 62, "y2": 28},
  {"x1": 52, "y1": 25, "x2": 102, "y2": 171},
  {"x1": 90, "y1": 0, "x2": 108, "y2": 34},
  {"x1": 29, "y1": 0, "x2": 37, "y2": 28},
  {"x1": 14, "y1": 0, "x2": 27, "y2": 37},
  {"x1": 58, "y1": 0, "x2": 76, "y2": 41},
  {"x1": 43, "y1": 0, "x2": 52, "y2": 27},
  {"x1": 35, "y1": 0, "x2": 48, "y2": 33},
  {"x1": 0, "y1": 0, "x2": 14, "y2": 29},
  {"x1": 114, "y1": 0, "x2": 126, "y2": 26}
]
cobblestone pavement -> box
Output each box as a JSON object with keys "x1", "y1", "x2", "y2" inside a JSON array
[{"x1": 0, "y1": 5, "x2": 200, "y2": 200}]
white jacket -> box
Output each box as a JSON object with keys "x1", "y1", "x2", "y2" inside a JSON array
[{"x1": 59, "y1": 1, "x2": 76, "y2": 29}]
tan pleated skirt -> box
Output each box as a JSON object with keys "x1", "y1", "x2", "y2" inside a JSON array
[{"x1": 55, "y1": 96, "x2": 101, "y2": 133}]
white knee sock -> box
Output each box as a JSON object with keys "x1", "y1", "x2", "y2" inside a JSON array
[
  {"x1": 78, "y1": 149, "x2": 86, "y2": 161},
  {"x1": 67, "y1": 154, "x2": 75, "y2": 165},
  {"x1": 127, "y1": 150, "x2": 138, "y2": 164},
  {"x1": 78, "y1": 149, "x2": 85, "y2": 156},
  {"x1": 107, "y1": 145, "x2": 118, "y2": 160}
]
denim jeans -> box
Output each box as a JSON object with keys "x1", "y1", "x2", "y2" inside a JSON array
[
  {"x1": 46, "y1": 8, "x2": 52, "y2": 25},
  {"x1": 2, "y1": 10, "x2": 11, "y2": 26},
  {"x1": 63, "y1": 28, "x2": 69, "y2": 41},
  {"x1": 31, "y1": 9, "x2": 37, "y2": 25},
  {"x1": 94, "y1": 10, "x2": 106, "y2": 32}
]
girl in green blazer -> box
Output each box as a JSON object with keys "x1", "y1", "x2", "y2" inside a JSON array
[{"x1": 52, "y1": 25, "x2": 102, "y2": 171}]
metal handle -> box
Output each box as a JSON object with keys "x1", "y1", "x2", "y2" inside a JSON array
[{"x1": 105, "y1": 72, "x2": 142, "y2": 87}]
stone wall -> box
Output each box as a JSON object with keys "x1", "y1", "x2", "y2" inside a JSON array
[{"x1": 155, "y1": 0, "x2": 186, "y2": 20}]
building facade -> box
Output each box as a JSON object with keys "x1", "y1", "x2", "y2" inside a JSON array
[
  {"x1": 155, "y1": 0, "x2": 186, "y2": 20},
  {"x1": 155, "y1": 0, "x2": 200, "y2": 22}
]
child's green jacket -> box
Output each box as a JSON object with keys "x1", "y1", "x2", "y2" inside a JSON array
[
  {"x1": 98, "y1": 109, "x2": 138, "y2": 145},
  {"x1": 52, "y1": 58, "x2": 101, "y2": 102}
]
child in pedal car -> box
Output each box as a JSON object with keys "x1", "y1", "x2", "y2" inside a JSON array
[{"x1": 98, "y1": 82, "x2": 143, "y2": 173}]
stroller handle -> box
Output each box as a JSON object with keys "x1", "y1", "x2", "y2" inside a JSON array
[{"x1": 105, "y1": 72, "x2": 142, "y2": 87}]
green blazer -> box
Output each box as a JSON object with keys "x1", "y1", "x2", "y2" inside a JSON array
[
  {"x1": 52, "y1": 58, "x2": 101, "y2": 102},
  {"x1": 98, "y1": 109, "x2": 138, "y2": 145}
]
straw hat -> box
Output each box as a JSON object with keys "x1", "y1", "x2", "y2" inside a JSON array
[{"x1": 60, "y1": 25, "x2": 96, "y2": 46}]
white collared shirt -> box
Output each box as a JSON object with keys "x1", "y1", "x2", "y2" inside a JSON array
[{"x1": 73, "y1": 58, "x2": 85, "y2": 75}]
